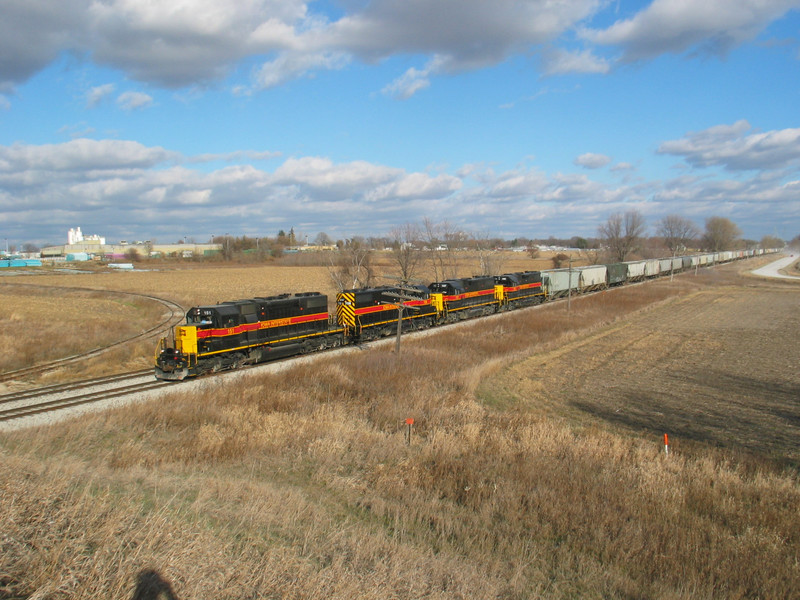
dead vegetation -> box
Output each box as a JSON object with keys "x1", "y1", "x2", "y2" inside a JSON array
[
  {"x1": 1, "y1": 260, "x2": 798, "y2": 598},
  {"x1": 0, "y1": 286, "x2": 164, "y2": 373}
]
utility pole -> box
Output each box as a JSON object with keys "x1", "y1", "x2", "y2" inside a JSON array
[
  {"x1": 567, "y1": 256, "x2": 572, "y2": 313},
  {"x1": 670, "y1": 250, "x2": 675, "y2": 282},
  {"x1": 381, "y1": 286, "x2": 422, "y2": 354}
]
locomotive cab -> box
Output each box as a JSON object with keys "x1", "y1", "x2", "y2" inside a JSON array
[
  {"x1": 493, "y1": 271, "x2": 544, "y2": 308},
  {"x1": 428, "y1": 280, "x2": 465, "y2": 295}
]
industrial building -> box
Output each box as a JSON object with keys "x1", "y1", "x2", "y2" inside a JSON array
[{"x1": 40, "y1": 228, "x2": 223, "y2": 261}]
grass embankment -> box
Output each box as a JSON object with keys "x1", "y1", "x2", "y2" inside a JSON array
[
  {"x1": 0, "y1": 286, "x2": 164, "y2": 373},
  {"x1": 1, "y1": 265, "x2": 798, "y2": 598}
]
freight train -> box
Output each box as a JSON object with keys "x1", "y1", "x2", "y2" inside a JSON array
[{"x1": 154, "y1": 249, "x2": 773, "y2": 380}]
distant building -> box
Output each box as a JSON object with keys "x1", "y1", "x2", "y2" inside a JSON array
[
  {"x1": 67, "y1": 227, "x2": 105, "y2": 245},
  {"x1": 40, "y1": 227, "x2": 222, "y2": 261}
]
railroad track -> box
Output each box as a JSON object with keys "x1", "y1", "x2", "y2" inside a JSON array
[
  {"x1": 0, "y1": 369, "x2": 153, "y2": 405},
  {"x1": 0, "y1": 288, "x2": 185, "y2": 384},
  {"x1": 0, "y1": 371, "x2": 170, "y2": 425}
]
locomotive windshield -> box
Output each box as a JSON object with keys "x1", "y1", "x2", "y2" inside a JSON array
[{"x1": 186, "y1": 307, "x2": 216, "y2": 326}]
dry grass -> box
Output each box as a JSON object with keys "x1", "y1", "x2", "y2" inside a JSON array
[
  {"x1": 0, "y1": 286, "x2": 164, "y2": 373},
  {"x1": 1, "y1": 261, "x2": 798, "y2": 599}
]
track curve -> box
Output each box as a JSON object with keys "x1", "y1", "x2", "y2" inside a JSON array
[{"x1": 0, "y1": 285, "x2": 185, "y2": 384}]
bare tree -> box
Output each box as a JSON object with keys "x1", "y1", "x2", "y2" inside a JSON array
[
  {"x1": 422, "y1": 218, "x2": 462, "y2": 280},
  {"x1": 421, "y1": 217, "x2": 444, "y2": 281},
  {"x1": 760, "y1": 235, "x2": 784, "y2": 249},
  {"x1": 703, "y1": 217, "x2": 742, "y2": 252},
  {"x1": 473, "y1": 230, "x2": 506, "y2": 275},
  {"x1": 552, "y1": 253, "x2": 569, "y2": 268},
  {"x1": 657, "y1": 215, "x2": 699, "y2": 255},
  {"x1": 599, "y1": 210, "x2": 646, "y2": 262},
  {"x1": 389, "y1": 222, "x2": 423, "y2": 283},
  {"x1": 579, "y1": 248, "x2": 602, "y2": 265},
  {"x1": 314, "y1": 231, "x2": 333, "y2": 246},
  {"x1": 328, "y1": 238, "x2": 373, "y2": 291}
]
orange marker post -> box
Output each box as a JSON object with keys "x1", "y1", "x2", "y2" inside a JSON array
[
  {"x1": 405, "y1": 418, "x2": 414, "y2": 445},
  {"x1": 664, "y1": 433, "x2": 670, "y2": 456}
]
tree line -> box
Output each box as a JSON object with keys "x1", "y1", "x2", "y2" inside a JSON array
[
  {"x1": 597, "y1": 211, "x2": 783, "y2": 263},
  {"x1": 327, "y1": 214, "x2": 786, "y2": 291}
]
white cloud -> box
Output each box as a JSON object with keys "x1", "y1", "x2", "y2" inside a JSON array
[
  {"x1": 117, "y1": 91, "x2": 153, "y2": 111},
  {"x1": 0, "y1": 138, "x2": 177, "y2": 172},
  {"x1": 0, "y1": 0, "x2": 602, "y2": 93},
  {"x1": 253, "y1": 50, "x2": 350, "y2": 90},
  {"x1": 327, "y1": 0, "x2": 599, "y2": 67},
  {"x1": 541, "y1": 48, "x2": 610, "y2": 76},
  {"x1": 274, "y1": 156, "x2": 400, "y2": 189},
  {"x1": 381, "y1": 56, "x2": 448, "y2": 99},
  {"x1": 87, "y1": 0, "x2": 313, "y2": 87},
  {"x1": 0, "y1": 0, "x2": 796, "y2": 95},
  {"x1": 87, "y1": 83, "x2": 115, "y2": 107},
  {"x1": 368, "y1": 171, "x2": 462, "y2": 201},
  {"x1": 0, "y1": 0, "x2": 86, "y2": 89},
  {"x1": 574, "y1": 153, "x2": 613, "y2": 169},
  {"x1": 658, "y1": 120, "x2": 800, "y2": 170},
  {"x1": 484, "y1": 169, "x2": 550, "y2": 200},
  {"x1": 190, "y1": 150, "x2": 282, "y2": 163},
  {"x1": 2, "y1": 138, "x2": 798, "y2": 244},
  {"x1": 584, "y1": 0, "x2": 800, "y2": 61}
]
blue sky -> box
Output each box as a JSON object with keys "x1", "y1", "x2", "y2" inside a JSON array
[{"x1": 1, "y1": 0, "x2": 799, "y2": 247}]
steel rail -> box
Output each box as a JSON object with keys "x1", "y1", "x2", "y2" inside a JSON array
[
  {"x1": 0, "y1": 369, "x2": 153, "y2": 405},
  {"x1": 0, "y1": 379, "x2": 169, "y2": 422}
]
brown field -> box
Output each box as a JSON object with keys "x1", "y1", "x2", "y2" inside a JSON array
[
  {"x1": 481, "y1": 272, "x2": 800, "y2": 469},
  {"x1": 4, "y1": 264, "x2": 339, "y2": 308},
  {"x1": 4, "y1": 249, "x2": 565, "y2": 307},
  {"x1": 0, "y1": 285, "x2": 165, "y2": 375},
  {"x1": 0, "y1": 257, "x2": 798, "y2": 599}
]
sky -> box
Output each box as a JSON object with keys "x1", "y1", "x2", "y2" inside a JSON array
[{"x1": 1, "y1": 0, "x2": 799, "y2": 248}]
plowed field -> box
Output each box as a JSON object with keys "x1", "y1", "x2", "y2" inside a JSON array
[{"x1": 487, "y1": 274, "x2": 800, "y2": 467}]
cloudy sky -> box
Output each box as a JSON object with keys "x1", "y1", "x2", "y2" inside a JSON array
[{"x1": 1, "y1": 0, "x2": 799, "y2": 247}]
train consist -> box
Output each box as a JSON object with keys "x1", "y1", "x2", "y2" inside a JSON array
[{"x1": 154, "y1": 248, "x2": 773, "y2": 380}]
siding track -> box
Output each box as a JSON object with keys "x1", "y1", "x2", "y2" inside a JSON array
[{"x1": 0, "y1": 287, "x2": 185, "y2": 384}]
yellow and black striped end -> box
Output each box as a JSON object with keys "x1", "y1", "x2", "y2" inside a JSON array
[{"x1": 336, "y1": 292, "x2": 356, "y2": 327}]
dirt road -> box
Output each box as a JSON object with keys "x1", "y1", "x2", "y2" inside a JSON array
[{"x1": 752, "y1": 253, "x2": 800, "y2": 280}]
